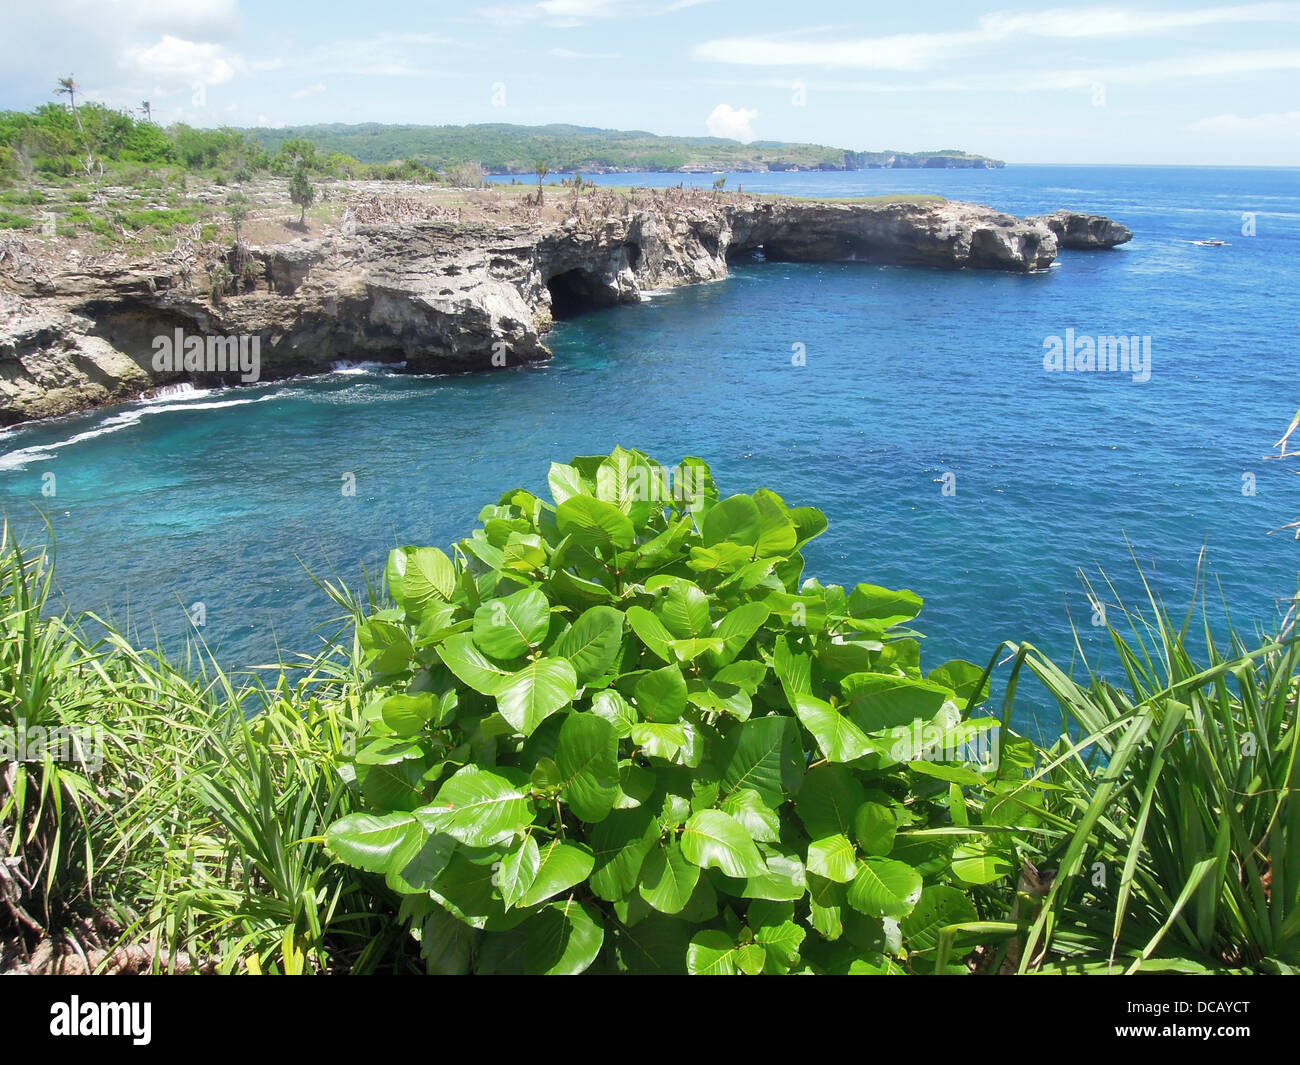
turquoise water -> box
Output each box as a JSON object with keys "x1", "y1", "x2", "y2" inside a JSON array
[{"x1": 2, "y1": 165, "x2": 1298, "y2": 733}]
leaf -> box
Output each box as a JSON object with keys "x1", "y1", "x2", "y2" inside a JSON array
[
  {"x1": 548, "y1": 462, "x2": 587, "y2": 505},
  {"x1": 846, "y1": 858, "x2": 923, "y2": 918},
  {"x1": 416, "y1": 766, "x2": 533, "y2": 848},
  {"x1": 556, "y1": 495, "x2": 635, "y2": 551},
  {"x1": 518, "y1": 838, "x2": 596, "y2": 907},
  {"x1": 736, "y1": 942, "x2": 767, "y2": 975},
  {"x1": 325, "y1": 812, "x2": 417, "y2": 873},
  {"x1": 794, "y1": 693, "x2": 875, "y2": 762},
  {"x1": 626, "y1": 605, "x2": 675, "y2": 663},
  {"x1": 707, "y1": 601, "x2": 771, "y2": 668},
  {"x1": 846, "y1": 583, "x2": 923, "y2": 627},
  {"x1": 588, "y1": 807, "x2": 661, "y2": 902},
  {"x1": 749, "y1": 901, "x2": 806, "y2": 973},
  {"x1": 808, "y1": 874, "x2": 845, "y2": 940},
  {"x1": 634, "y1": 663, "x2": 687, "y2": 723},
  {"x1": 495, "y1": 657, "x2": 578, "y2": 736},
  {"x1": 808, "y1": 834, "x2": 858, "y2": 884},
  {"x1": 899, "y1": 885, "x2": 978, "y2": 953},
  {"x1": 702, "y1": 494, "x2": 762, "y2": 549},
  {"x1": 651, "y1": 576, "x2": 711, "y2": 638},
  {"x1": 631, "y1": 721, "x2": 687, "y2": 761},
  {"x1": 752, "y1": 488, "x2": 798, "y2": 556},
  {"x1": 476, "y1": 901, "x2": 604, "y2": 975},
  {"x1": 797, "y1": 764, "x2": 868, "y2": 839},
  {"x1": 773, "y1": 635, "x2": 812, "y2": 707},
  {"x1": 720, "y1": 789, "x2": 781, "y2": 843},
  {"x1": 680, "y1": 809, "x2": 766, "y2": 878},
  {"x1": 472, "y1": 586, "x2": 551, "y2": 659},
  {"x1": 853, "y1": 801, "x2": 898, "y2": 856},
  {"x1": 687, "y1": 930, "x2": 741, "y2": 975},
  {"x1": 387, "y1": 546, "x2": 456, "y2": 620},
  {"x1": 639, "y1": 842, "x2": 701, "y2": 914},
  {"x1": 556, "y1": 711, "x2": 620, "y2": 823},
  {"x1": 842, "y1": 674, "x2": 954, "y2": 734},
  {"x1": 436, "y1": 632, "x2": 511, "y2": 696},
  {"x1": 718, "y1": 714, "x2": 801, "y2": 807},
  {"x1": 554, "y1": 605, "x2": 624, "y2": 683},
  {"x1": 498, "y1": 835, "x2": 541, "y2": 910},
  {"x1": 589, "y1": 689, "x2": 637, "y2": 738}
]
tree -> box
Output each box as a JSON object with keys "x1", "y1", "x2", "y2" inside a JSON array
[
  {"x1": 53, "y1": 76, "x2": 84, "y2": 138},
  {"x1": 288, "y1": 164, "x2": 314, "y2": 226},
  {"x1": 534, "y1": 160, "x2": 549, "y2": 205},
  {"x1": 713, "y1": 176, "x2": 727, "y2": 194}
]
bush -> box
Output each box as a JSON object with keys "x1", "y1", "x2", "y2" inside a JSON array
[
  {"x1": 325, "y1": 448, "x2": 1016, "y2": 974},
  {"x1": 1000, "y1": 579, "x2": 1300, "y2": 973}
]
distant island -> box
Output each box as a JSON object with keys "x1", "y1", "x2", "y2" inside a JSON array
[{"x1": 247, "y1": 123, "x2": 1004, "y2": 174}]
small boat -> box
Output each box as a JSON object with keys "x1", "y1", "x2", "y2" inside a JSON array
[{"x1": 1190, "y1": 239, "x2": 1228, "y2": 247}]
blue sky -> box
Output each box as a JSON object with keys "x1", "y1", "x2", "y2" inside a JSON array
[{"x1": 1, "y1": 0, "x2": 1297, "y2": 164}]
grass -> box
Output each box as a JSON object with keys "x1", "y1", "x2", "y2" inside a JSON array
[
  {"x1": 0, "y1": 525, "x2": 413, "y2": 973},
  {"x1": 989, "y1": 563, "x2": 1300, "y2": 973}
]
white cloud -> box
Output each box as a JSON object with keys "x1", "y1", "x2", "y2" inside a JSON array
[
  {"x1": 1189, "y1": 108, "x2": 1300, "y2": 133},
  {"x1": 548, "y1": 47, "x2": 623, "y2": 58},
  {"x1": 120, "y1": 35, "x2": 239, "y2": 91},
  {"x1": 706, "y1": 103, "x2": 758, "y2": 141},
  {"x1": 478, "y1": 0, "x2": 713, "y2": 27},
  {"x1": 693, "y1": 3, "x2": 1300, "y2": 69},
  {"x1": 291, "y1": 82, "x2": 326, "y2": 99}
]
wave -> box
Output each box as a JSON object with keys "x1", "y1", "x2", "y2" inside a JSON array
[
  {"x1": 141, "y1": 382, "x2": 220, "y2": 404},
  {"x1": 329, "y1": 359, "x2": 407, "y2": 376},
  {"x1": 0, "y1": 392, "x2": 290, "y2": 472}
]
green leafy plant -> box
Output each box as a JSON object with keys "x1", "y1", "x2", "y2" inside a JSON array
[
  {"x1": 325, "y1": 448, "x2": 1014, "y2": 974},
  {"x1": 995, "y1": 567, "x2": 1300, "y2": 973}
]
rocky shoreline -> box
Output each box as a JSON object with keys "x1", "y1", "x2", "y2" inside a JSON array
[{"x1": 0, "y1": 195, "x2": 1130, "y2": 428}]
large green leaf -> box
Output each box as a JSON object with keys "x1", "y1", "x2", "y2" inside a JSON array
[
  {"x1": 718, "y1": 714, "x2": 801, "y2": 807},
  {"x1": 899, "y1": 885, "x2": 978, "y2": 953},
  {"x1": 476, "y1": 901, "x2": 604, "y2": 975},
  {"x1": 639, "y1": 842, "x2": 701, "y2": 914},
  {"x1": 807, "y1": 834, "x2": 858, "y2": 884},
  {"x1": 680, "y1": 809, "x2": 766, "y2": 878},
  {"x1": 387, "y1": 546, "x2": 456, "y2": 620},
  {"x1": 417, "y1": 766, "x2": 533, "y2": 848},
  {"x1": 495, "y1": 657, "x2": 578, "y2": 736},
  {"x1": 325, "y1": 811, "x2": 417, "y2": 873},
  {"x1": 794, "y1": 693, "x2": 875, "y2": 762},
  {"x1": 588, "y1": 807, "x2": 661, "y2": 902},
  {"x1": 797, "y1": 764, "x2": 867, "y2": 839},
  {"x1": 517, "y1": 838, "x2": 595, "y2": 907},
  {"x1": 634, "y1": 663, "x2": 687, "y2": 723},
  {"x1": 846, "y1": 583, "x2": 923, "y2": 627},
  {"x1": 702, "y1": 494, "x2": 761, "y2": 549},
  {"x1": 707, "y1": 601, "x2": 771, "y2": 668},
  {"x1": 687, "y1": 929, "x2": 741, "y2": 975},
  {"x1": 556, "y1": 711, "x2": 620, "y2": 823},
  {"x1": 436, "y1": 632, "x2": 511, "y2": 696},
  {"x1": 626, "y1": 605, "x2": 674, "y2": 662},
  {"x1": 472, "y1": 587, "x2": 551, "y2": 659},
  {"x1": 554, "y1": 605, "x2": 624, "y2": 683},
  {"x1": 846, "y1": 858, "x2": 923, "y2": 918},
  {"x1": 650, "y1": 576, "x2": 711, "y2": 638},
  {"x1": 556, "y1": 495, "x2": 635, "y2": 551},
  {"x1": 752, "y1": 488, "x2": 798, "y2": 557}
]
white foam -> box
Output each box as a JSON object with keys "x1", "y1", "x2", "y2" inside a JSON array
[
  {"x1": 329, "y1": 359, "x2": 406, "y2": 376},
  {"x1": 141, "y1": 382, "x2": 219, "y2": 403},
  {"x1": 0, "y1": 392, "x2": 289, "y2": 471}
]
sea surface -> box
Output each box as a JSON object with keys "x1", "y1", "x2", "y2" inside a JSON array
[{"x1": 3, "y1": 165, "x2": 1298, "y2": 736}]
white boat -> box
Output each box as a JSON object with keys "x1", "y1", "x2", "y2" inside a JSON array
[{"x1": 1190, "y1": 239, "x2": 1228, "y2": 247}]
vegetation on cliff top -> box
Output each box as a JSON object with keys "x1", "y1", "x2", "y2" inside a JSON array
[{"x1": 3, "y1": 449, "x2": 1296, "y2": 974}]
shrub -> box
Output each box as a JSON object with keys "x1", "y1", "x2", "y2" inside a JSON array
[
  {"x1": 999, "y1": 578, "x2": 1300, "y2": 973},
  {"x1": 325, "y1": 448, "x2": 1015, "y2": 974}
]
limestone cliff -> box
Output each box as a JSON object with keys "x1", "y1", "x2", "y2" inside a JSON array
[{"x1": 0, "y1": 197, "x2": 1128, "y2": 428}]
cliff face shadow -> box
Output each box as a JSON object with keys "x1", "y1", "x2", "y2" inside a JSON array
[{"x1": 546, "y1": 268, "x2": 621, "y2": 320}]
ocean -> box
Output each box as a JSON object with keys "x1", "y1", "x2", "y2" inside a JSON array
[{"x1": 2, "y1": 165, "x2": 1297, "y2": 734}]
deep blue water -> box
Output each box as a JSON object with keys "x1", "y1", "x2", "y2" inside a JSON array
[{"x1": 2, "y1": 165, "x2": 1298, "y2": 735}]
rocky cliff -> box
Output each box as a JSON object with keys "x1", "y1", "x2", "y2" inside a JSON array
[{"x1": 0, "y1": 197, "x2": 1128, "y2": 428}]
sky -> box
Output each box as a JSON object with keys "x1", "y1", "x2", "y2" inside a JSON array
[{"x1": 0, "y1": 0, "x2": 1297, "y2": 165}]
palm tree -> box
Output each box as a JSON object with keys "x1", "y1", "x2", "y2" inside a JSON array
[
  {"x1": 54, "y1": 76, "x2": 85, "y2": 139},
  {"x1": 141, "y1": 101, "x2": 153, "y2": 123}
]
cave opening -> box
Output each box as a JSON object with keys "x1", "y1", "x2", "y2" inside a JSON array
[{"x1": 546, "y1": 268, "x2": 619, "y2": 320}]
